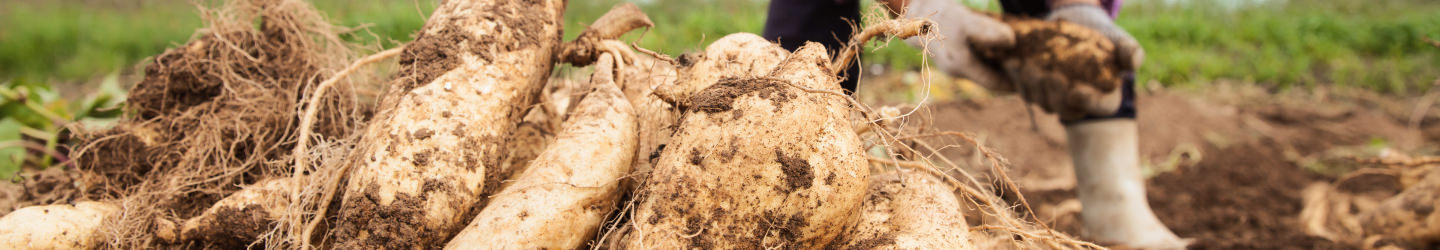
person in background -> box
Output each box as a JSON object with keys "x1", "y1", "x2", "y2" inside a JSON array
[{"x1": 763, "y1": 0, "x2": 1184, "y2": 249}]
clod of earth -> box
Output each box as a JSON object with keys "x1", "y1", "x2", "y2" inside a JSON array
[
  {"x1": 172, "y1": 177, "x2": 298, "y2": 247},
  {"x1": 66, "y1": 0, "x2": 370, "y2": 247}
]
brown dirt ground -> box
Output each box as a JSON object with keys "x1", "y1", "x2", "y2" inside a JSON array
[{"x1": 914, "y1": 82, "x2": 1436, "y2": 249}]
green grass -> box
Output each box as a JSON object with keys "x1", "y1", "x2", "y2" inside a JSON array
[
  {"x1": 565, "y1": 0, "x2": 768, "y2": 56},
  {"x1": 1121, "y1": 0, "x2": 1440, "y2": 93},
  {"x1": 562, "y1": 0, "x2": 932, "y2": 71},
  {"x1": 0, "y1": 2, "x2": 201, "y2": 82},
  {"x1": 0, "y1": 0, "x2": 1437, "y2": 93},
  {"x1": 0, "y1": 0, "x2": 439, "y2": 82},
  {"x1": 0, "y1": 0, "x2": 1435, "y2": 177}
]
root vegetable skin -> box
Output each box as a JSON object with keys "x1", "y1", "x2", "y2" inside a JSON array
[
  {"x1": 174, "y1": 177, "x2": 297, "y2": 246},
  {"x1": 331, "y1": 0, "x2": 563, "y2": 248},
  {"x1": 557, "y1": 3, "x2": 653, "y2": 66},
  {"x1": 975, "y1": 16, "x2": 1121, "y2": 93},
  {"x1": 625, "y1": 34, "x2": 869, "y2": 248},
  {"x1": 831, "y1": 171, "x2": 973, "y2": 249},
  {"x1": 973, "y1": 16, "x2": 1123, "y2": 120},
  {"x1": 0, "y1": 201, "x2": 118, "y2": 249},
  {"x1": 1361, "y1": 167, "x2": 1440, "y2": 244},
  {"x1": 446, "y1": 54, "x2": 637, "y2": 249},
  {"x1": 618, "y1": 55, "x2": 679, "y2": 186},
  {"x1": 494, "y1": 108, "x2": 558, "y2": 187}
]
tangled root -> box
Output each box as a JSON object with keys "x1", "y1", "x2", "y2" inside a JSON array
[{"x1": 67, "y1": 0, "x2": 372, "y2": 247}]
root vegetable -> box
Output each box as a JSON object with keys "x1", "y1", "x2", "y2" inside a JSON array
[
  {"x1": 1298, "y1": 171, "x2": 1401, "y2": 245},
  {"x1": 168, "y1": 177, "x2": 297, "y2": 247},
  {"x1": 0, "y1": 201, "x2": 118, "y2": 249},
  {"x1": 557, "y1": 3, "x2": 653, "y2": 67},
  {"x1": 830, "y1": 170, "x2": 972, "y2": 249},
  {"x1": 617, "y1": 55, "x2": 679, "y2": 188},
  {"x1": 481, "y1": 77, "x2": 586, "y2": 210},
  {"x1": 623, "y1": 34, "x2": 869, "y2": 248},
  {"x1": 330, "y1": 0, "x2": 564, "y2": 247},
  {"x1": 558, "y1": 1, "x2": 667, "y2": 195},
  {"x1": 69, "y1": 0, "x2": 371, "y2": 247},
  {"x1": 975, "y1": 16, "x2": 1122, "y2": 91},
  {"x1": 495, "y1": 107, "x2": 558, "y2": 186},
  {"x1": 447, "y1": 53, "x2": 637, "y2": 248},
  {"x1": 1361, "y1": 167, "x2": 1440, "y2": 244},
  {"x1": 972, "y1": 16, "x2": 1124, "y2": 120}
]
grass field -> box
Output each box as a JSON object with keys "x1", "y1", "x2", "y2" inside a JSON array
[{"x1": 0, "y1": 0, "x2": 1437, "y2": 92}]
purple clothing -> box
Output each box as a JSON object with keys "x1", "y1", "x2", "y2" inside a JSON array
[
  {"x1": 1050, "y1": 0, "x2": 1124, "y2": 18},
  {"x1": 1005, "y1": 0, "x2": 1122, "y2": 19},
  {"x1": 1103, "y1": 0, "x2": 1123, "y2": 18}
]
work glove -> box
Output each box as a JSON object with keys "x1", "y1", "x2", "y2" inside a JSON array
[
  {"x1": 1003, "y1": 3, "x2": 1144, "y2": 121},
  {"x1": 902, "y1": 0, "x2": 1016, "y2": 91}
]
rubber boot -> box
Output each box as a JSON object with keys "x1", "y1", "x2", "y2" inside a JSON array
[{"x1": 1066, "y1": 119, "x2": 1187, "y2": 249}]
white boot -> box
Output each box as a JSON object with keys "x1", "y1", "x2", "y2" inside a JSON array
[{"x1": 1066, "y1": 119, "x2": 1187, "y2": 249}]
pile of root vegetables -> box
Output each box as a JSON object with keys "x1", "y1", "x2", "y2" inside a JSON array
[
  {"x1": 0, "y1": 0, "x2": 1125, "y2": 248},
  {"x1": 1301, "y1": 155, "x2": 1440, "y2": 249}
]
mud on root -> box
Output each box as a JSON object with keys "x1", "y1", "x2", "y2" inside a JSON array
[{"x1": 61, "y1": 0, "x2": 373, "y2": 247}]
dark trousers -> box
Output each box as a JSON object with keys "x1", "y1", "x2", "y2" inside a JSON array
[{"x1": 762, "y1": 0, "x2": 862, "y2": 93}]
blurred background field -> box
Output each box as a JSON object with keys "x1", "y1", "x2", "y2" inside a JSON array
[
  {"x1": 0, "y1": 0, "x2": 1437, "y2": 175},
  {"x1": 2, "y1": 0, "x2": 1437, "y2": 92}
]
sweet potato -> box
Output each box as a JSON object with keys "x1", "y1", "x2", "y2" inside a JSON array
[
  {"x1": 617, "y1": 52, "x2": 679, "y2": 186},
  {"x1": 973, "y1": 16, "x2": 1124, "y2": 120},
  {"x1": 0, "y1": 201, "x2": 118, "y2": 249},
  {"x1": 830, "y1": 170, "x2": 973, "y2": 249},
  {"x1": 487, "y1": 76, "x2": 592, "y2": 201},
  {"x1": 165, "y1": 177, "x2": 296, "y2": 246},
  {"x1": 446, "y1": 53, "x2": 637, "y2": 248},
  {"x1": 329, "y1": 0, "x2": 564, "y2": 247},
  {"x1": 1361, "y1": 167, "x2": 1440, "y2": 244},
  {"x1": 623, "y1": 34, "x2": 869, "y2": 248}
]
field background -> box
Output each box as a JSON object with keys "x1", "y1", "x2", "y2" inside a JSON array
[
  {"x1": 2, "y1": 1, "x2": 1439, "y2": 247},
  {"x1": 0, "y1": 0, "x2": 1437, "y2": 175},
  {"x1": 3, "y1": 0, "x2": 1438, "y2": 92}
]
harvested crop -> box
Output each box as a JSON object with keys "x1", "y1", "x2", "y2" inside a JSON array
[
  {"x1": 972, "y1": 16, "x2": 1124, "y2": 120},
  {"x1": 328, "y1": 0, "x2": 564, "y2": 247},
  {"x1": 1360, "y1": 167, "x2": 1440, "y2": 245},
  {"x1": 1299, "y1": 158, "x2": 1440, "y2": 248},
  {"x1": 165, "y1": 177, "x2": 297, "y2": 247},
  {"x1": 0, "y1": 201, "x2": 118, "y2": 249},
  {"x1": 448, "y1": 53, "x2": 637, "y2": 248},
  {"x1": 63, "y1": 0, "x2": 369, "y2": 247},
  {"x1": 556, "y1": 3, "x2": 651, "y2": 67},
  {"x1": 617, "y1": 55, "x2": 679, "y2": 183},
  {"x1": 621, "y1": 34, "x2": 869, "y2": 248},
  {"x1": 829, "y1": 170, "x2": 972, "y2": 249}
]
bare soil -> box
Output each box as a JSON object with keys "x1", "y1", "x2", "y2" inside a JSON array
[{"x1": 919, "y1": 84, "x2": 1435, "y2": 249}]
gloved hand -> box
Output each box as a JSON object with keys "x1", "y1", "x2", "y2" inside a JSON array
[
  {"x1": 1001, "y1": 3, "x2": 1142, "y2": 121},
  {"x1": 902, "y1": 0, "x2": 1016, "y2": 91},
  {"x1": 1047, "y1": 3, "x2": 1144, "y2": 71}
]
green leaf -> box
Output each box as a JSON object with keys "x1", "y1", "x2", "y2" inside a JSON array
[
  {"x1": 77, "y1": 72, "x2": 126, "y2": 119},
  {"x1": 0, "y1": 118, "x2": 24, "y2": 180},
  {"x1": 0, "y1": 101, "x2": 46, "y2": 129}
]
